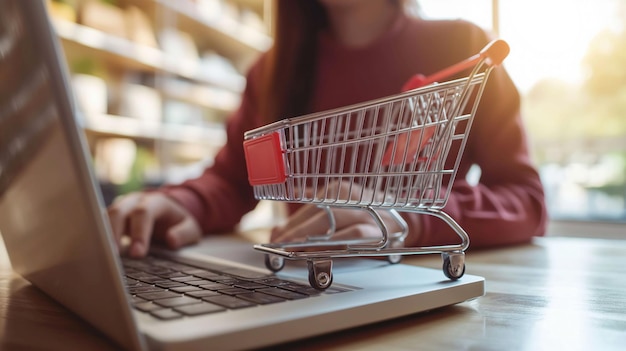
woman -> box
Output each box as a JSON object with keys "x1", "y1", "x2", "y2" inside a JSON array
[{"x1": 107, "y1": 0, "x2": 548, "y2": 258}]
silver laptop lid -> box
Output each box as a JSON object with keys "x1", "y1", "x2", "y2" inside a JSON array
[{"x1": 0, "y1": 1, "x2": 144, "y2": 349}]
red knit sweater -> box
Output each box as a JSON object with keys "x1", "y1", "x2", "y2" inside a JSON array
[{"x1": 163, "y1": 14, "x2": 548, "y2": 249}]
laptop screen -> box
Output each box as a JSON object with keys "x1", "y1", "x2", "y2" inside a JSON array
[
  {"x1": 0, "y1": 0, "x2": 58, "y2": 198},
  {"x1": 0, "y1": 1, "x2": 144, "y2": 349}
]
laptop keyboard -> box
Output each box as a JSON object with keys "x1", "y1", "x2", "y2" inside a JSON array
[{"x1": 122, "y1": 256, "x2": 348, "y2": 320}]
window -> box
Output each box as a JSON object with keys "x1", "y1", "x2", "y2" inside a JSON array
[{"x1": 419, "y1": 0, "x2": 626, "y2": 222}]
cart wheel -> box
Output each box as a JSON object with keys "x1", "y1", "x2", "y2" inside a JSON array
[
  {"x1": 387, "y1": 239, "x2": 403, "y2": 264},
  {"x1": 387, "y1": 254, "x2": 402, "y2": 264},
  {"x1": 442, "y1": 253, "x2": 465, "y2": 280},
  {"x1": 264, "y1": 254, "x2": 285, "y2": 272},
  {"x1": 307, "y1": 260, "x2": 333, "y2": 291}
]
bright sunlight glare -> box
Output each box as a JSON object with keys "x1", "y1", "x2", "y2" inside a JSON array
[{"x1": 418, "y1": 0, "x2": 620, "y2": 93}]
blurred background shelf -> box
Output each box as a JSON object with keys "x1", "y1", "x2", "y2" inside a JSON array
[
  {"x1": 154, "y1": 0, "x2": 271, "y2": 69},
  {"x1": 54, "y1": 19, "x2": 247, "y2": 95},
  {"x1": 47, "y1": 0, "x2": 270, "y2": 201},
  {"x1": 82, "y1": 114, "x2": 226, "y2": 145},
  {"x1": 108, "y1": 0, "x2": 271, "y2": 69}
]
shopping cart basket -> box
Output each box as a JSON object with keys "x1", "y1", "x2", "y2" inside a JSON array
[{"x1": 243, "y1": 39, "x2": 510, "y2": 290}]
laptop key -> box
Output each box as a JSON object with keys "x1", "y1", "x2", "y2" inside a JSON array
[
  {"x1": 185, "y1": 290, "x2": 221, "y2": 299},
  {"x1": 280, "y1": 283, "x2": 322, "y2": 296},
  {"x1": 152, "y1": 279, "x2": 173, "y2": 285},
  {"x1": 126, "y1": 272, "x2": 161, "y2": 282},
  {"x1": 184, "y1": 261, "x2": 232, "y2": 273},
  {"x1": 124, "y1": 278, "x2": 143, "y2": 285},
  {"x1": 174, "y1": 302, "x2": 226, "y2": 316},
  {"x1": 257, "y1": 288, "x2": 308, "y2": 300},
  {"x1": 128, "y1": 286, "x2": 165, "y2": 294},
  {"x1": 181, "y1": 268, "x2": 213, "y2": 275},
  {"x1": 131, "y1": 296, "x2": 147, "y2": 304},
  {"x1": 233, "y1": 281, "x2": 267, "y2": 290},
  {"x1": 254, "y1": 277, "x2": 295, "y2": 287},
  {"x1": 169, "y1": 276, "x2": 198, "y2": 282},
  {"x1": 156, "y1": 271, "x2": 188, "y2": 278},
  {"x1": 126, "y1": 282, "x2": 149, "y2": 289},
  {"x1": 134, "y1": 301, "x2": 164, "y2": 313},
  {"x1": 162, "y1": 263, "x2": 193, "y2": 271},
  {"x1": 185, "y1": 290, "x2": 222, "y2": 298},
  {"x1": 154, "y1": 296, "x2": 202, "y2": 308},
  {"x1": 203, "y1": 295, "x2": 256, "y2": 309},
  {"x1": 136, "y1": 275, "x2": 168, "y2": 284},
  {"x1": 155, "y1": 281, "x2": 188, "y2": 288},
  {"x1": 191, "y1": 271, "x2": 222, "y2": 279},
  {"x1": 237, "y1": 292, "x2": 287, "y2": 305},
  {"x1": 197, "y1": 282, "x2": 231, "y2": 291},
  {"x1": 224, "y1": 268, "x2": 271, "y2": 279},
  {"x1": 169, "y1": 286, "x2": 203, "y2": 293},
  {"x1": 185, "y1": 279, "x2": 215, "y2": 286},
  {"x1": 151, "y1": 309, "x2": 183, "y2": 320},
  {"x1": 210, "y1": 276, "x2": 239, "y2": 284},
  {"x1": 137, "y1": 291, "x2": 180, "y2": 301},
  {"x1": 219, "y1": 287, "x2": 252, "y2": 296},
  {"x1": 144, "y1": 267, "x2": 173, "y2": 275}
]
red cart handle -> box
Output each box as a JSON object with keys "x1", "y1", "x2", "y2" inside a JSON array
[
  {"x1": 384, "y1": 39, "x2": 509, "y2": 166},
  {"x1": 402, "y1": 39, "x2": 510, "y2": 91}
]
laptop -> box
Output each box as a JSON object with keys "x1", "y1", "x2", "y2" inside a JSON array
[{"x1": 0, "y1": 1, "x2": 484, "y2": 350}]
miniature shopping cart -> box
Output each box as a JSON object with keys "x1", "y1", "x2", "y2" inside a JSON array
[{"x1": 243, "y1": 39, "x2": 510, "y2": 290}]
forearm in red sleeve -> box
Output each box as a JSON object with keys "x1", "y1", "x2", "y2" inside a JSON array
[
  {"x1": 160, "y1": 60, "x2": 266, "y2": 234},
  {"x1": 161, "y1": 107, "x2": 261, "y2": 233},
  {"x1": 403, "y1": 67, "x2": 548, "y2": 249},
  {"x1": 410, "y1": 174, "x2": 547, "y2": 249}
]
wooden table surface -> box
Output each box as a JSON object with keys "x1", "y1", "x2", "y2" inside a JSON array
[{"x1": 1, "y1": 235, "x2": 625, "y2": 351}]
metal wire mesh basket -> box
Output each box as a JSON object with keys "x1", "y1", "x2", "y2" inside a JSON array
[{"x1": 243, "y1": 40, "x2": 510, "y2": 290}]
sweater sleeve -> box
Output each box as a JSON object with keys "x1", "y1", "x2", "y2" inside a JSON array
[
  {"x1": 159, "y1": 59, "x2": 265, "y2": 234},
  {"x1": 404, "y1": 22, "x2": 548, "y2": 249}
]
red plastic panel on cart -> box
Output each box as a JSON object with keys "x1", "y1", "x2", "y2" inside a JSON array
[
  {"x1": 243, "y1": 132, "x2": 286, "y2": 185},
  {"x1": 382, "y1": 126, "x2": 436, "y2": 166}
]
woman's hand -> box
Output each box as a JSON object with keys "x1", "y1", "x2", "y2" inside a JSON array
[
  {"x1": 107, "y1": 192, "x2": 202, "y2": 258},
  {"x1": 270, "y1": 181, "x2": 405, "y2": 244}
]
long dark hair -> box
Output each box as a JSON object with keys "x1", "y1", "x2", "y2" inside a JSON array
[
  {"x1": 259, "y1": 1, "x2": 327, "y2": 123},
  {"x1": 259, "y1": 0, "x2": 415, "y2": 123}
]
